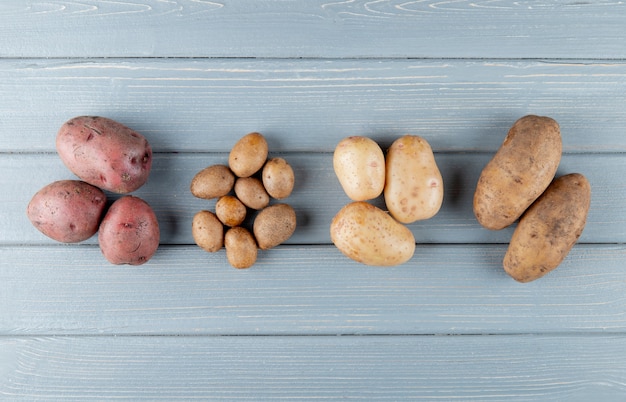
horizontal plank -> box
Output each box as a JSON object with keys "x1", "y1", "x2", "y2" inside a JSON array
[
  {"x1": 9, "y1": 152, "x2": 626, "y2": 245},
  {"x1": 1, "y1": 59, "x2": 626, "y2": 153},
  {"x1": 2, "y1": 244, "x2": 625, "y2": 335},
  {"x1": 1, "y1": 0, "x2": 625, "y2": 58},
  {"x1": 2, "y1": 334, "x2": 626, "y2": 400}
]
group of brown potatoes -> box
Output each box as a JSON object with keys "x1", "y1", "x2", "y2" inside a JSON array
[{"x1": 190, "y1": 132, "x2": 297, "y2": 269}]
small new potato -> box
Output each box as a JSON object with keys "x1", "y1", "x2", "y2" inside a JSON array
[
  {"x1": 474, "y1": 115, "x2": 562, "y2": 230},
  {"x1": 225, "y1": 226, "x2": 258, "y2": 269},
  {"x1": 330, "y1": 201, "x2": 415, "y2": 266},
  {"x1": 215, "y1": 195, "x2": 247, "y2": 227},
  {"x1": 56, "y1": 116, "x2": 153, "y2": 194},
  {"x1": 384, "y1": 135, "x2": 443, "y2": 223},
  {"x1": 98, "y1": 196, "x2": 160, "y2": 265},
  {"x1": 190, "y1": 164, "x2": 235, "y2": 200},
  {"x1": 503, "y1": 173, "x2": 591, "y2": 283},
  {"x1": 253, "y1": 203, "x2": 297, "y2": 250},
  {"x1": 262, "y1": 157, "x2": 295, "y2": 199},
  {"x1": 192, "y1": 210, "x2": 224, "y2": 253},
  {"x1": 229, "y1": 132, "x2": 268, "y2": 178},
  {"x1": 234, "y1": 177, "x2": 270, "y2": 210},
  {"x1": 27, "y1": 180, "x2": 107, "y2": 243},
  {"x1": 333, "y1": 136, "x2": 385, "y2": 201}
]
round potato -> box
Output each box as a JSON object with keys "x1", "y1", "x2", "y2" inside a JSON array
[
  {"x1": 253, "y1": 203, "x2": 297, "y2": 250},
  {"x1": 503, "y1": 173, "x2": 591, "y2": 283},
  {"x1": 333, "y1": 136, "x2": 385, "y2": 201},
  {"x1": 190, "y1": 164, "x2": 235, "y2": 200},
  {"x1": 330, "y1": 201, "x2": 415, "y2": 266},
  {"x1": 228, "y1": 132, "x2": 268, "y2": 178},
  {"x1": 192, "y1": 210, "x2": 224, "y2": 253},
  {"x1": 27, "y1": 180, "x2": 107, "y2": 243},
  {"x1": 384, "y1": 135, "x2": 443, "y2": 223},
  {"x1": 474, "y1": 115, "x2": 562, "y2": 230},
  {"x1": 225, "y1": 226, "x2": 258, "y2": 269},
  {"x1": 56, "y1": 116, "x2": 152, "y2": 194},
  {"x1": 262, "y1": 157, "x2": 295, "y2": 199},
  {"x1": 98, "y1": 196, "x2": 160, "y2": 265},
  {"x1": 234, "y1": 177, "x2": 270, "y2": 210},
  {"x1": 215, "y1": 195, "x2": 247, "y2": 227}
]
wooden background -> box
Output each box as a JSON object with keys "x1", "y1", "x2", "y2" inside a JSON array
[{"x1": 2, "y1": 0, "x2": 626, "y2": 399}]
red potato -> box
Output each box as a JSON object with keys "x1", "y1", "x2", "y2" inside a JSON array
[
  {"x1": 26, "y1": 180, "x2": 107, "y2": 243},
  {"x1": 98, "y1": 196, "x2": 160, "y2": 265},
  {"x1": 56, "y1": 116, "x2": 153, "y2": 194}
]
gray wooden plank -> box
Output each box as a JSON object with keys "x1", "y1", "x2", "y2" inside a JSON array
[
  {"x1": 1, "y1": 58, "x2": 626, "y2": 153},
  {"x1": 1, "y1": 334, "x2": 626, "y2": 400},
  {"x1": 1, "y1": 244, "x2": 625, "y2": 335},
  {"x1": 1, "y1": 0, "x2": 625, "y2": 58}
]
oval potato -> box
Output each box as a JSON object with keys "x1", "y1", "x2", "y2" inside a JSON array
[
  {"x1": 190, "y1": 164, "x2": 235, "y2": 200},
  {"x1": 253, "y1": 203, "x2": 297, "y2": 250},
  {"x1": 333, "y1": 136, "x2": 385, "y2": 201},
  {"x1": 474, "y1": 115, "x2": 562, "y2": 230},
  {"x1": 262, "y1": 157, "x2": 295, "y2": 199},
  {"x1": 330, "y1": 201, "x2": 415, "y2": 266},
  {"x1": 192, "y1": 210, "x2": 224, "y2": 253},
  {"x1": 225, "y1": 226, "x2": 258, "y2": 269},
  {"x1": 384, "y1": 135, "x2": 443, "y2": 223},
  {"x1": 503, "y1": 173, "x2": 591, "y2": 283},
  {"x1": 228, "y1": 132, "x2": 268, "y2": 178},
  {"x1": 215, "y1": 195, "x2": 247, "y2": 227},
  {"x1": 234, "y1": 177, "x2": 270, "y2": 210}
]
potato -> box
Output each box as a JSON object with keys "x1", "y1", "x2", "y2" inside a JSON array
[
  {"x1": 225, "y1": 227, "x2": 258, "y2": 269},
  {"x1": 474, "y1": 115, "x2": 562, "y2": 230},
  {"x1": 192, "y1": 210, "x2": 224, "y2": 253},
  {"x1": 262, "y1": 157, "x2": 295, "y2": 199},
  {"x1": 330, "y1": 201, "x2": 415, "y2": 266},
  {"x1": 56, "y1": 116, "x2": 152, "y2": 194},
  {"x1": 215, "y1": 195, "x2": 247, "y2": 227},
  {"x1": 190, "y1": 164, "x2": 235, "y2": 200},
  {"x1": 253, "y1": 203, "x2": 297, "y2": 250},
  {"x1": 26, "y1": 180, "x2": 107, "y2": 243},
  {"x1": 384, "y1": 135, "x2": 443, "y2": 223},
  {"x1": 234, "y1": 177, "x2": 270, "y2": 210},
  {"x1": 503, "y1": 173, "x2": 591, "y2": 283},
  {"x1": 333, "y1": 136, "x2": 385, "y2": 201},
  {"x1": 228, "y1": 132, "x2": 268, "y2": 178},
  {"x1": 98, "y1": 196, "x2": 160, "y2": 265}
]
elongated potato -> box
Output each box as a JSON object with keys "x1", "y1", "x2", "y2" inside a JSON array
[
  {"x1": 228, "y1": 132, "x2": 268, "y2": 178},
  {"x1": 474, "y1": 115, "x2": 562, "y2": 230},
  {"x1": 503, "y1": 173, "x2": 591, "y2": 283},
  {"x1": 384, "y1": 135, "x2": 443, "y2": 223},
  {"x1": 225, "y1": 227, "x2": 258, "y2": 269},
  {"x1": 330, "y1": 201, "x2": 415, "y2": 266},
  {"x1": 333, "y1": 136, "x2": 385, "y2": 201},
  {"x1": 190, "y1": 164, "x2": 235, "y2": 200}
]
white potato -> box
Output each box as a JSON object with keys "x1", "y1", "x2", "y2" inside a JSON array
[{"x1": 333, "y1": 136, "x2": 385, "y2": 201}]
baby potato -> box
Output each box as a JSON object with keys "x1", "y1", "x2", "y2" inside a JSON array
[
  {"x1": 98, "y1": 196, "x2": 160, "y2": 265},
  {"x1": 262, "y1": 157, "x2": 295, "y2": 199},
  {"x1": 333, "y1": 136, "x2": 385, "y2": 201},
  {"x1": 474, "y1": 115, "x2": 562, "y2": 230},
  {"x1": 225, "y1": 226, "x2": 258, "y2": 269},
  {"x1": 190, "y1": 164, "x2": 235, "y2": 200},
  {"x1": 192, "y1": 210, "x2": 224, "y2": 253},
  {"x1": 229, "y1": 132, "x2": 268, "y2": 178},
  {"x1": 330, "y1": 201, "x2": 415, "y2": 266},
  {"x1": 215, "y1": 195, "x2": 247, "y2": 227},
  {"x1": 253, "y1": 203, "x2": 297, "y2": 250},
  {"x1": 56, "y1": 116, "x2": 152, "y2": 194},
  {"x1": 234, "y1": 177, "x2": 270, "y2": 210},
  {"x1": 503, "y1": 173, "x2": 591, "y2": 283},
  {"x1": 27, "y1": 180, "x2": 107, "y2": 243},
  {"x1": 384, "y1": 135, "x2": 443, "y2": 223}
]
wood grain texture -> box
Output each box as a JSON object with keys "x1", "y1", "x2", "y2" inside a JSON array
[{"x1": 1, "y1": 0, "x2": 625, "y2": 58}]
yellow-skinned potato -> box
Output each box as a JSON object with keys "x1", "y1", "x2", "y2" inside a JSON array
[
  {"x1": 504, "y1": 173, "x2": 591, "y2": 283},
  {"x1": 192, "y1": 210, "x2": 224, "y2": 253},
  {"x1": 474, "y1": 115, "x2": 562, "y2": 230},
  {"x1": 228, "y1": 132, "x2": 268, "y2": 178},
  {"x1": 384, "y1": 135, "x2": 443, "y2": 223},
  {"x1": 330, "y1": 201, "x2": 415, "y2": 266},
  {"x1": 225, "y1": 227, "x2": 258, "y2": 269},
  {"x1": 333, "y1": 136, "x2": 385, "y2": 201}
]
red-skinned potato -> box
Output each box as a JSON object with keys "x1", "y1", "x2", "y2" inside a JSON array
[
  {"x1": 98, "y1": 196, "x2": 160, "y2": 265},
  {"x1": 56, "y1": 116, "x2": 153, "y2": 194}
]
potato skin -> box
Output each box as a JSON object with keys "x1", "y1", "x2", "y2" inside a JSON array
[
  {"x1": 503, "y1": 173, "x2": 591, "y2": 283},
  {"x1": 384, "y1": 135, "x2": 443, "y2": 223},
  {"x1": 234, "y1": 177, "x2": 270, "y2": 210},
  {"x1": 27, "y1": 180, "x2": 107, "y2": 243},
  {"x1": 56, "y1": 116, "x2": 153, "y2": 194},
  {"x1": 98, "y1": 196, "x2": 160, "y2": 265},
  {"x1": 262, "y1": 157, "x2": 295, "y2": 199},
  {"x1": 215, "y1": 195, "x2": 247, "y2": 227},
  {"x1": 333, "y1": 136, "x2": 385, "y2": 201},
  {"x1": 225, "y1": 227, "x2": 258, "y2": 269},
  {"x1": 190, "y1": 164, "x2": 235, "y2": 200},
  {"x1": 228, "y1": 132, "x2": 268, "y2": 178},
  {"x1": 474, "y1": 115, "x2": 562, "y2": 230},
  {"x1": 253, "y1": 203, "x2": 297, "y2": 250},
  {"x1": 192, "y1": 210, "x2": 224, "y2": 253},
  {"x1": 330, "y1": 201, "x2": 415, "y2": 266}
]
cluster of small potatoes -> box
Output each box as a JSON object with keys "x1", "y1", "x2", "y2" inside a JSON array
[
  {"x1": 26, "y1": 116, "x2": 160, "y2": 265},
  {"x1": 190, "y1": 132, "x2": 297, "y2": 269},
  {"x1": 473, "y1": 115, "x2": 591, "y2": 283},
  {"x1": 330, "y1": 135, "x2": 444, "y2": 266}
]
